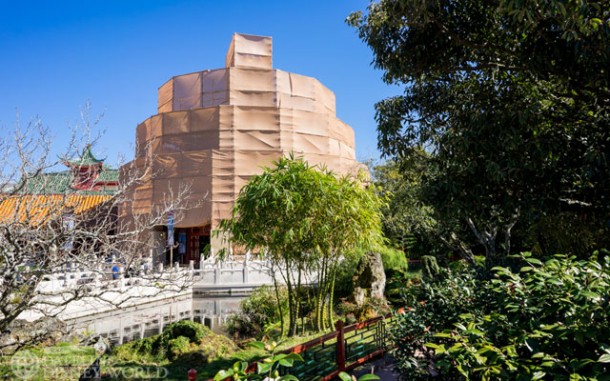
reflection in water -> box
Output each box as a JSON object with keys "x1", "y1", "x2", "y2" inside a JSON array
[{"x1": 66, "y1": 294, "x2": 245, "y2": 345}]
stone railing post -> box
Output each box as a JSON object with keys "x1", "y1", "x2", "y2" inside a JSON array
[
  {"x1": 215, "y1": 266, "x2": 221, "y2": 284},
  {"x1": 243, "y1": 262, "x2": 248, "y2": 284}
]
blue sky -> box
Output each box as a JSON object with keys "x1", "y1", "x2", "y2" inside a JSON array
[{"x1": 0, "y1": 0, "x2": 398, "y2": 168}]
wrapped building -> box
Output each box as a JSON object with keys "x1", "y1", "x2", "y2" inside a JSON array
[{"x1": 122, "y1": 33, "x2": 365, "y2": 264}]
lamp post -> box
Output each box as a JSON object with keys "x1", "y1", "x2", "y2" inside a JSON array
[{"x1": 167, "y1": 211, "x2": 174, "y2": 267}]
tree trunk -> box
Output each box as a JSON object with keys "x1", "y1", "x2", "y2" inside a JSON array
[
  {"x1": 285, "y1": 262, "x2": 297, "y2": 336},
  {"x1": 295, "y1": 265, "x2": 302, "y2": 334},
  {"x1": 271, "y1": 268, "x2": 284, "y2": 337},
  {"x1": 442, "y1": 232, "x2": 476, "y2": 265},
  {"x1": 315, "y1": 260, "x2": 327, "y2": 332},
  {"x1": 466, "y1": 217, "x2": 498, "y2": 267},
  {"x1": 326, "y1": 264, "x2": 337, "y2": 330}
]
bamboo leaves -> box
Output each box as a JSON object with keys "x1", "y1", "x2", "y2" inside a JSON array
[{"x1": 219, "y1": 155, "x2": 382, "y2": 336}]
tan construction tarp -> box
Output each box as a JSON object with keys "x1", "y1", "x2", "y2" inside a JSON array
[{"x1": 122, "y1": 33, "x2": 367, "y2": 232}]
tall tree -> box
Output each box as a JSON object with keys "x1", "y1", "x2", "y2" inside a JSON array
[
  {"x1": 371, "y1": 152, "x2": 437, "y2": 258},
  {"x1": 219, "y1": 156, "x2": 382, "y2": 335},
  {"x1": 349, "y1": 0, "x2": 610, "y2": 263}
]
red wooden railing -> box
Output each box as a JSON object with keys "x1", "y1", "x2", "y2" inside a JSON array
[
  {"x1": 212, "y1": 312, "x2": 399, "y2": 381},
  {"x1": 250, "y1": 313, "x2": 397, "y2": 381}
]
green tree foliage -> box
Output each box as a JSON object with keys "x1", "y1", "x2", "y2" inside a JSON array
[
  {"x1": 393, "y1": 253, "x2": 610, "y2": 380},
  {"x1": 371, "y1": 154, "x2": 437, "y2": 258},
  {"x1": 349, "y1": 0, "x2": 610, "y2": 263},
  {"x1": 219, "y1": 156, "x2": 382, "y2": 336}
]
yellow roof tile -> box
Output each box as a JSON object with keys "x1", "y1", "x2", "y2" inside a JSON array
[{"x1": 0, "y1": 194, "x2": 112, "y2": 226}]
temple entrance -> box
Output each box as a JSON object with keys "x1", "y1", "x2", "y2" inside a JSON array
[
  {"x1": 187, "y1": 225, "x2": 211, "y2": 264},
  {"x1": 177, "y1": 225, "x2": 211, "y2": 264},
  {"x1": 166, "y1": 225, "x2": 211, "y2": 265}
]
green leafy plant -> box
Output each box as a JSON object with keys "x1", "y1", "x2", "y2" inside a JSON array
[
  {"x1": 160, "y1": 320, "x2": 208, "y2": 345},
  {"x1": 214, "y1": 341, "x2": 303, "y2": 381},
  {"x1": 377, "y1": 244, "x2": 409, "y2": 277},
  {"x1": 226, "y1": 285, "x2": 288, "y2": 340},
  {"x1": 393, "y1": 253, "x2": 610, "y2": 380},
  {"x1": 420, "y1": 255, "x2": 440, "y2": 281},
  {"x1": 338, "y1": 371, "x2": 380, "y2": 381},
  {"x1": 167, "y1": 336, "x2": 191, "y2": 360},
  {"x1": 112, "y1": 321, "x2": 237, "y2": 363}
]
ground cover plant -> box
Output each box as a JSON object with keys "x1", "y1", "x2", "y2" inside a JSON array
[
  {"x1": 0, "y1": 321, "x2": 324, "y2": 380},
  {"x1": 0, "y1": 341, "x2": 97, "y2": 380},
  {"x1": 393, "y1": 252, "x2": 610, "y2": 380},
  {"x1": 108, "y1": 321, "x2": 325, "y2": 380}
]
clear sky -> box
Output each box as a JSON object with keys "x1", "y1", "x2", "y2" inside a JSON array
[{"x1": 0, "y1": 0, "x2": 398, "y2": 168}]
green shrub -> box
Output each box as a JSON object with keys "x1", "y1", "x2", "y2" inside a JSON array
[
  {"x1": 377, "y1": 245, "x2": 409, "y2": 276},
  {"x1": 197, "y1": 333, "x2": 238, "y2": 361},
  {"x1": 113, "y1": 321, "x2": 216, "y2": 363},
  {"x1": 161, "y1": 320, "x2": 208, "y2": 344},
  {"x1": 348, "y1": 244, "x2": 409, "y2": 277},
  {"x1": 421, "y1": 255, "x2": 440, "y2": 280},
  {"x1": 393, "y1": 253, "x2": 610, "y2": 380},
  {"x1": 226, "y1": 285, "x2": 288, "y2": 340},
  {"x1": 131, "y1": 336, "x2": 156, "y2": 356},
  {"x1": 167, "y1": 336, "x2": 191, "y2": 360},
  {"x1": 334, "y1": 256, "x2": 360, "y2": 299},
  {"x1": 113, "y1": 337, "x2": 160, "y2": 363},
  {"x1": 335, "y1": 244, "x2": 409, "y2": 302}
]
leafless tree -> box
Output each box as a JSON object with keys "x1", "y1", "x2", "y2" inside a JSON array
[{"x1": 0, "y1": 111, "x2": 192, "y2": 353}]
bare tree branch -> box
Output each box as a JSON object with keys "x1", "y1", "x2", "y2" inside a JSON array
[{"x1": 0, "y1": 113, "x2": 194, "y2": 353}]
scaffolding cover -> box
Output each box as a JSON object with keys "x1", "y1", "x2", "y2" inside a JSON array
[{"x1": 124, "y1": 33, "x2": 365, "y2": 230}]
